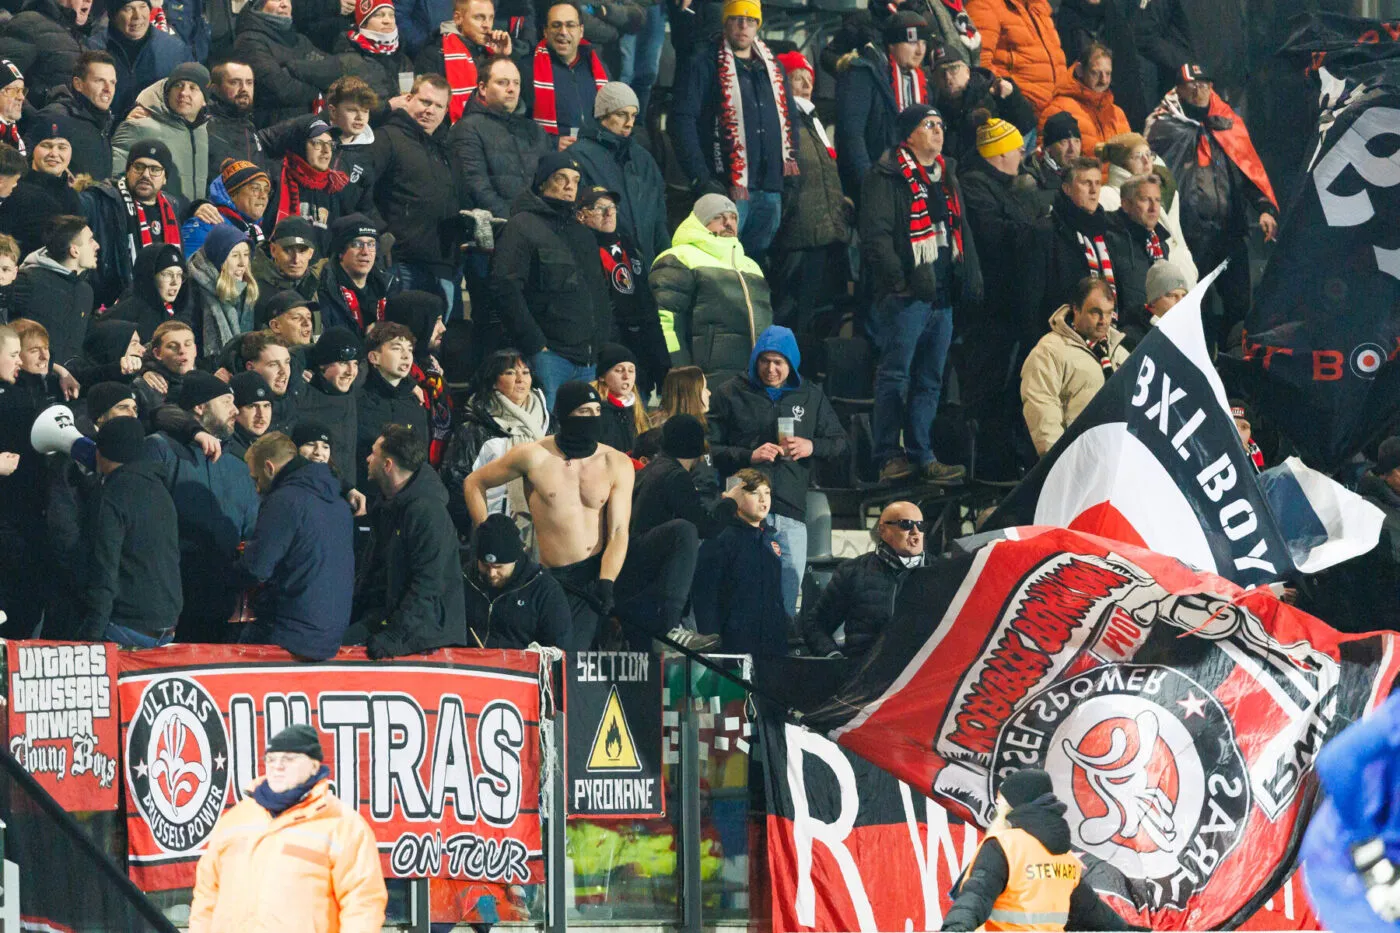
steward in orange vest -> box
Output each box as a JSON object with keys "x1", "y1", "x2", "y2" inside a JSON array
[{"x1": 942, "y1": 769, "x2": 1147, "y2": 932}]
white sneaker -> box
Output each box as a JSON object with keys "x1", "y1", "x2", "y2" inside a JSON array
[{"x1": 666, "y1": 627, "x2": 720, "y2": 651}]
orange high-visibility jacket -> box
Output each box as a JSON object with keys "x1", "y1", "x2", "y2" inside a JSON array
[{"x1": 980, "y1": 825, "x2": 1083, "y2": 931}]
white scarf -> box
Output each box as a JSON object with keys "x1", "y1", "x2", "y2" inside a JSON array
[
  {"x1": 794, "y1": 96, "x2": 835, "y2": 156},
  {"x1": 715, "y1": 37, "x2": 798, "y2": 196}
]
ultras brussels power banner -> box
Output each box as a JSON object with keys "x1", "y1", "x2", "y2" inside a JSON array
[
  {"x1": 799, "y1": 526, "x2": 1400, "y2": 930},
  {"x1": 114, "y1": 645, "x2": 543, "y2": 891}
]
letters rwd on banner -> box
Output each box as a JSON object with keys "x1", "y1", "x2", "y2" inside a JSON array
[
  {"x1": 6, "y1": 642, "x2": 119, "y2": 811},
  {"x1": 117, "y1": 645, "x2": 543, "y2": 891},
  {"x1": 566, "y1": 651, "x2": 663, "y2": 818}
]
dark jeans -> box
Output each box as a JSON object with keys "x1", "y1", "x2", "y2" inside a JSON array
[
  {"x1": 104, "y1": 623, "x2": 175, "y2": 648},
  {"x1": 871, "y1": 296, "x2": 954, "y2": 466},
  {"x1": 615, "y1": 519, "x2": 699, "y2": 648}
]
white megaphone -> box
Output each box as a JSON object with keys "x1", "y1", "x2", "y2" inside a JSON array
[{"x1": 31, "y1": 404, "x2": 84, "y2": 455}]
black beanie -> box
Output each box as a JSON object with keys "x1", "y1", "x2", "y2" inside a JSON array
[
  {"x1": 1000, "y1": 768, "x2": 1054, "y2": 808},
  {"x1": 474, "y1": 513, "x2": 526, "y2": 565},
  {"x1": 533, "y1": 150, "x2": 582, "y2": 193},
  {"x1": 1042, "y1": 111, "x2": 1081, "y2": 148},
  {"x1": 554, "y1": 380, "x2": 600, "y2": 417},
  {"x1": 292, "y1": 420, "x2": 333, "y2": 449},
  {"x1": 595, "y1": 341, "x2": 635, "y2": 377},
  {"x1": 896, "y1": 103, "x2": 941, "y2": 142},
  {"x1": 96, "y1": 416, "x2": 147, "y2": 464},
  {"x1": 662, "y1": 414, "x2": 706, "y2": 459},
  {"x1": 230, "y1": 371, "x2": 271, "y2": 408},
  {"x1": 178, "y1": 371, "x2": 234, "y2": 410},
  {"x1": 87, "y1": 381, "x2": 137, "y2": 420},
  {"x1": 266, "y1": 724, "x2": 324, "y2": 760}
]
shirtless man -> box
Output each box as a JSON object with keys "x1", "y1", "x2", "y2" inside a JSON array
[{"x1": 463, "y1": 381, "x2": 633, "y2": 649}]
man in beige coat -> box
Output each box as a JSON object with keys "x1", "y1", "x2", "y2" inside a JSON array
[{"x1": 1020, "y1": 277, "x2": 1128, "y2": 455}]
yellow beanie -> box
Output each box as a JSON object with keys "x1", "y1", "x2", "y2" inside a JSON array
[
  {"x1": 976, "y1": 117, "x2": 1023, "y2": 159},
  {"x1": 722, "y1": 0, "x2": 761, "y2": 23}
]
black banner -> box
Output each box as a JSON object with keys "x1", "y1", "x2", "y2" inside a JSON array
[
  {"x1": 1242, "y1": 15, "x2": 1400, "y2": 469},
  {"x1": 566, "y1": 651, "x2": 664, "y2": 818}
]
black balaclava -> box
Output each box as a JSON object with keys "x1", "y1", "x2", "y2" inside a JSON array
[{"x1": 553, "y1": 380, "x2": 602, "y2": 460}]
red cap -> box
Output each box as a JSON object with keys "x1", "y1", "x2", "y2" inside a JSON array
[{"x1": 776, "y1": 50, "x2": 813, "y2": 77}]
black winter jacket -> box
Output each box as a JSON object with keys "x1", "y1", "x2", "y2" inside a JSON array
[
  {"x1": 87, "y1": 23, "x2": 196, "y2": 119},
  {"x1": 370, "y1": 108, "x2": 464, "y2": 275},
  {"x1": 82, "y1": 458, "x2": 182, "y2": 637},
  {"x1": 935, "y1": 67, "x2": 1037, "y2": 166},
  {"x1": 630, "y1": 454, "x2": 735, "y2": 539},
  {"x1": 239, "y1": 457, "x2": 355, "y2": 659},
  {"x1": 330, "y1": 32, "x2": 416, "y2": 104},
  {"x1": 858, "y1": 149, "x2": 982, "y2": 308},
  {"x1": 2, "y1": 168, "x2": 83, "y2": 259},
  {"x1": 353, "y1": 464, "x2": 467, "y2": 656},
  {"x1": 0, "y1": 0, "x2": 95, "y2": 99},
  {"x1": 233, "y1": 8, "x2": 347, "y2": 127},
  {"x1": 296, "y1": 371, "x2": 359, "y2": 483},
  {"x1": 354, "y1": 366, "x2": 428, "y2": 488},
  {"x1": 942, "y1": 796, "x2": 1146, "y2": 931},
  {"x1": 1104, "y1": 211, "x2": 1178, "y2": 323},
  {"x1": 11, "y1": 250, "x2": 92, "y2": 368},
  {"x1": 0, "y1": 369, "x2": 61, "y2": 530},
  {"x1": 959, "y1": 154, "x2": 1047, "y2": 358},
  {"x1": 833, "y1": 44, "x2": 903, "y2": 198},
  {"x1": 1044, "y1": 189, "x2": 1119, "y2": 315},
  {"x1": 316, "y1": 258, "x2": 398, "y2": 336},
  {"x1": 800, "y1": 544, "x2": 915, "y2": 657},
  {"x1": 490, "y1": 189, "x2": 612, "y2": 364},
  {"x1": 101, "y1": 242, "x2": 198, "y2": 341},
  {"x1": 447, "y1": 93, "x2": 550, "y2": 219},
  {"x1": 464, "y1": 553, "x2": 572, "y2": 649},
  {"x1": 694, "y1": 514, "x2": 787, "y2": 657},
  {"x1": 569, "y1": 123, "x2": 671, "y2": 266},
  {"x1": 206, "y1": 93, "x2": 271, "y2": 177},
  {"x1": 36, "y1": 86, "x2": 113, "y2": 180},
  {"x1": 81, "y1": 181, "x2": 190, "y2": 308}
]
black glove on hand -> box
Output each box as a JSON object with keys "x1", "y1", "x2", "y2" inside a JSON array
[
  {"x1": 366, "y1": 629, "x2": 406, "y2": 660},
  {"x1": 591, "y1": 578, "x2": 615, "y2": 616}
]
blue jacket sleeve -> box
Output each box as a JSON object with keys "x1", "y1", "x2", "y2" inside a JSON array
[
  {"x1": 835, "y1": 69, "x2": 874, "y2": 194},
  {"x1": 1316, "y1": 693, "x2": 1400, "y2": 839},
  {"x1": 237, "y1": 494, "x2": 296, "y2": 585},
  {"x1": 669, "y1": 48, "x2": 712, "y2": 186}
]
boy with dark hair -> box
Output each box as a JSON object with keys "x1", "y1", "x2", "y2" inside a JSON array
[
  {"x1": 354, "y1": 321, "x2": 428, "y2": 489},
  {"x1": 11, "y1": 214, "x2": 98, "y2": 371}
]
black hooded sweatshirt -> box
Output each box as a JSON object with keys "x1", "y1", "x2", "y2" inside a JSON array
[
  {"x1": 942, "y1": 794, "x2": 1147, "y2": 931},
  {"x1": 103, "y1": 243, "x2": 195, "y2": 342}
]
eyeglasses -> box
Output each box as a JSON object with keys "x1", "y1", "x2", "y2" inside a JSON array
[
  {"x1": 919, "y1": 119, "x2": 944, "y2": 131},
  {"x1": 547, "y1": 19, "x2": 581, "y2": 31},
  {"x1": 585, "y1": 205, "x2": 617, "y2": 217},
  {"x1": 882, "y1": 519, "x2": 928, "y2": 532},
  {"x1": 130, "y1": 162, "x2": 165, "y2": 177},
  {"x1": 264, "y1": 752, "x2": 307, "y2": 767},
  {"x1": 348, "y1": 238, "x2": 377, "y2": 251}
]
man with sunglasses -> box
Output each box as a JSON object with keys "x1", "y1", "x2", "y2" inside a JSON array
[{"x1": 801, "y1": 501, "x2": 926, "y2": 659}]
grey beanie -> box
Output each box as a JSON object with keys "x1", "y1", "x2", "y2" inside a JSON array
[
  {"x1": 693, "y1": 193, "x2": 738, "y2": 227},
  {"x1": 593, "y1": 81, "x2": 639, "y2": 119},
  {"x1": 1145, "y1": 261, "x2": 1189, "y2": 306}
]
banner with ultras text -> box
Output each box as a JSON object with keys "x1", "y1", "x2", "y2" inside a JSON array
[{"x1": 115, "y1": 645, "x2": 543, "y2": 891}]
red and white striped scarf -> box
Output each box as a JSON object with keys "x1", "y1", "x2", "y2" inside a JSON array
[
  {"x1": 895, "y1": 144, "x2": 961, "y2": 266},
  {"x1": 1077, "y1": 232, "x2": 1116, "y2": 297},
  {"x1": 891, "y1": 58, "x2": 927, "y2": 111},
  {"x1": 1145, "y1": 229, "x2": 1165, "y2": 261},
  {"x1": 531, "y1": 40, "x2": 607, "y2": 135},
  {"x1": 443, "y1": 33, "x2": 479, "y2": 122},
  {"x1": 346, "y1": 26, "x2": 400, "y2": 55},
  {"x1": 715, "y1": 38, "x2": 799, "y2": 197}
]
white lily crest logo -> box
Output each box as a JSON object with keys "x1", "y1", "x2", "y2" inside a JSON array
[{"x1": 145, "y1": 706, "x2": 214, "y2": 824}]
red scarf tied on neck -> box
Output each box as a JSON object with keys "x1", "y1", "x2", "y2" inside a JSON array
[
  {"x1": 274, "y1": 152, "x2": 349, "y2": 226},
  {"x1": 532, "y1": 39, "x2": 608, "y2": 134}
]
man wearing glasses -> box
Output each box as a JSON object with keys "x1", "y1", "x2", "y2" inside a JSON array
[
  {"x1": 526, "y1": 0, "x2": 609, "y2": 148},
  {"x1": 0, "y1": 61, "x2": 25, "y2": 155},
  {"x1": 800, "y1": 501, "x2": 926, "y2": 659},
  {"x1": 317, "y1": 213, "x2": 398, "y2": 336},
  {"x1": 190, "y1": 724, "x2": 386, "y2": 932},
  {"x1": 858, "y1": 102, "x2": 976, "y2": 486}
]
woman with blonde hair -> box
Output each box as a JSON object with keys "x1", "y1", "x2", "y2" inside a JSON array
[
  {"x1": 594, "y1": 343, "x2": 649, "y2": 456},
  {"x1": 1097, "y1": 132, "x2": 1196, "y2": 284},
  {"x1": 653, "y1": 364, "x2": 712, "y2": 429},
  {"x1": 190, "y1": 224, "x2": 259, "y2": 358}
]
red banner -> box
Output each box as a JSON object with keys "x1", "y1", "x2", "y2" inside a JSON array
[
  {"x1": 5, "y1": 641, "x2": 120, "y2": 811},
  {"x1": 117, "y1": 645, "x2": 543, "y2": 891}
]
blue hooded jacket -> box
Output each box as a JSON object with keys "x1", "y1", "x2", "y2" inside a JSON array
[
  {"x1": 181, "y1": 176, "x2": 260, "y2": 257},
  {"x1": 748, "y1": 324, "x2": 801, "y2": 401}
]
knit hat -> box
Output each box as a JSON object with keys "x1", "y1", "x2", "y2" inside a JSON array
[
  {"x1": 202, "y1": 223, "x2": 252, "y2": 270},
  {"x1": 532, "y1": 150, "x2": 582, "y2": 192},
  {"x1": 96, "y1": 416, "x2": 147, "y2": 464},
  {"x1": 258, "y1": 290, "x2": 317, "y2": 328},
  {"x1": 999, "y1": 768, "x2": 1054, "y2": 808},
  {"x1": 178, "y1": 371, "x2": 234, "y2": 410},
  {"x1": 896, "y1": 103, "x2": 940, "y2": 142},
  {"x1": 693, "y1": 193, "x2": 737, "y2": 226},
  {"x1": 721, "y1": 0, "x2": 760, "y2": 23},
  {"x1": 1096, "y1": 132, "x2": 1148, "y2": 170},
  {"x1": 474, "y1": 513, "x2": 526, "y2": 565},
  {"x1": 883, "y1": 10, "x2": 928, "y2": 46},
  {"x1": 595, "y1": 341, "x2": 635, "y2": 377},
  {"x1": 230, "y1": 370, "x2": 272, "y2": 408},
  {"x1": 1041, "y1": 111, "x2": 1081, "y2": 148},
  {"x1": 166, "y1": 63, "x2": 210, "y2": 93},
  {"x1": 1378, "y1": 438, "x2": 1400, "y2": 476},
  {"x1": 775, "y1": 50, "x2": 812, "y2": 77},
  {"x1": 219, "y1": 157, "x2": 270, "y2": 197},
  {"x1": 24, "y1": 114, "x2": 81, "y2": 152},
  {"x1": 272, "y1": 216, "x2": 317, "y2": 249},
  {"x1": 292, "y1": 420, "x2": 333, "y2": 449},
  {"x1": 593, "y1": 81, "x2": 639, "y2": 118},
  {"x1": 328, "y1": 213, "x2": 379, "y2": 258},
  {"x1": 353, "y1": 0, "x2": 392, "y2": 27},
  {"x1": 1145, "y1": 261, "x2": 1189, "y2": 306},
  {"x1": 106, "y1": 0, "x2": 148, "y2": 17},
  {"x1": 555, "y1": 380, "x2": 601, "y2": 417},
  {"x1": 0, "y1": 60, "x2": 23, "y2": 93},
  {"x1": 976, "y1": 116, "x2": 1023, "y2": 159},
  {"x1": 307, "y1": 327, "x2": 363, "y2": 368},
  {"x1": 662, "y1": 413, "x2": 706, "y2": 459},
  {"x1": 87, "y1": 381, "x2": 137, "y2": 421},
  {"x1": 125, "y1": 139, "x2": 172, "y2": 175},
  {"x1": 266, "y1": 724, "x2": 324, "y2": 760}
]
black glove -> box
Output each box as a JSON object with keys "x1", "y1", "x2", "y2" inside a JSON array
[
  {"x1": 366, "y1": 629, "x2": 407, "y2": 660},
  {"x1": 590, "y1": 578, "x2": 615, "y2": 616}
]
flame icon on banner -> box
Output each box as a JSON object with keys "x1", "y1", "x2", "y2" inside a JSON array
[{"x1": 587, "y1": 685, "x2": 641, "y2": 772}]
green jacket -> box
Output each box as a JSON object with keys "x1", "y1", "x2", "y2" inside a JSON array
[{"x1": 650, "y1": 213, "x2": 773, "y2": 388}]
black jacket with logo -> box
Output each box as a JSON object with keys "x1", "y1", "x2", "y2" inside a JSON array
[{"x1": 464, "y1": 553, "x2": 571, "y2": 649}]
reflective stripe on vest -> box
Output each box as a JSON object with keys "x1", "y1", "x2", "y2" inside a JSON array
[
  {"x1": 988, "y1": 909, "x2": 1070, "y2": 925},
  {"x1": 982, "y1": 826, "x2": 1081, "y2": 932}
]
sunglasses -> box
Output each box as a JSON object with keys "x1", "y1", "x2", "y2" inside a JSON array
[{"x1": 882, "y1": 519, "x2": 928, "y2": 532}]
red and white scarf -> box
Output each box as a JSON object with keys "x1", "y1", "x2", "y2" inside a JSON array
[
  {"x1": 894, "y1": 144, "x2": 961, "y2": 267},
  {"x1": 443, "y1": 33, "x2": 479, "y2": 122},
  {"x1": 116, "y1": 177, "x2": 181, "y2": 256},
  {"x1": 340, "y1": 285, "x2": 386, "y2": 332},
  {"x1": 715, "y1": 38, "x2": 799, "y2": 197},
  {"x1": 1145, "y1": 229, "x2": 1165, "y2": 261},
  {"x1": 0, "y1": 121, "x2": 23, "y2": 156},
  {"x1": 346, "y1": 26, "x2": 400, "y2": 55},
  {"x1": 1077, "y1": 232, "x2": 1116, "y2": 296},
  {"x1": 532, "y1": 40, "x2": 608, "y2": 134},
  {"x1": 891, "y1": 57, "x2": 927, "y2": 111}
]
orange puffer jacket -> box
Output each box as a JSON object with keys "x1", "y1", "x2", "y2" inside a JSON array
[
  {"x1": 189, "y1": 777, "x2": 388, "y2": 933},
  {"x1": 967, "y1": 0, "x2": 1067, "y2": 116},
  {"x1": 1039, "y1": 75, "x2": 1131, "y2": 157}
]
